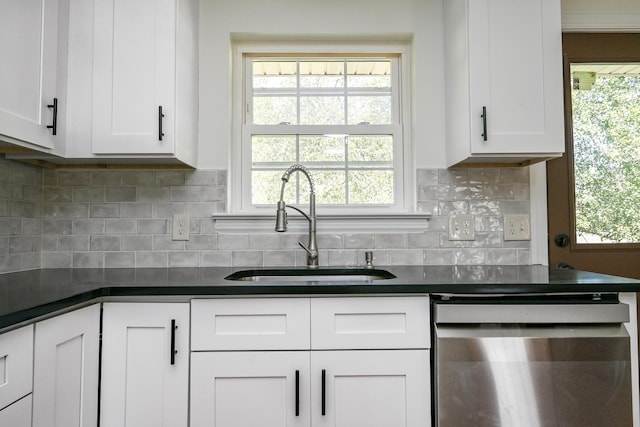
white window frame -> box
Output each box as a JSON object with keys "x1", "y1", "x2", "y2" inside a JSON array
[{"x1": 230, "y1": 41, "x2": 414, "y2": 215}]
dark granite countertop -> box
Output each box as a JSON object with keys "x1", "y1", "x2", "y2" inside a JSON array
[{"x1": 2, "y1": 265, "x2": 640, "y2": 330}]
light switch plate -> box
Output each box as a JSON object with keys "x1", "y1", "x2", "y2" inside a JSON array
[
  {"x1": 449, "y1": 215, "x2": 475, "y2": 240},
  {"x1": 504, "y1": 214, "x2": 531, "y2": 241}
]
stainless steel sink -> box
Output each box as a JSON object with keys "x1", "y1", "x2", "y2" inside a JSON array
[{"x1": 224, "y1": 268, "x2": 396, "y2": 282}]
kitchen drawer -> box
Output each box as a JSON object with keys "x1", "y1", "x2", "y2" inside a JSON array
[
  {"x1": 191, "y1": 298, "x2": 310, "y2": 351},
  {"x1": 0, "y1": 325, "x2": 33, "y2": 411},
  {"x1": 0, "y1": 394, "x2": 32, "y2": 427},
  {"x1": 310, "y1": 296, "x2": 430, "y2": 350}
]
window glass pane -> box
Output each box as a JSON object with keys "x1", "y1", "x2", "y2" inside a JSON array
[
  {"x1": 571, "y1": 64, "x2": 640, "y2": 243},
  {"x1": 347, "y1": 61, "x2": 391, "y2": 88},
  {"x1": 253, "y1": 61, "x2": 297, "y2": 88},
  {"x1": 252, "y1": 135, "x2": 297, "y2": 164},
  {"x1": 300, "y1": 96, "x2": 344, "y2": 125},
  {"x1": 252, "y1": 170, "x2": 296, "y2": 205},
  {"x1": 349, "y1": 136, "x2": 393, "y2": 163},
  {"x1": 300, "y1": 61, "x2": 345, "y2": 88},
  {"x1": 299, "y1": 136, "x2": 345, "y2": 163},
  {"x1": 348, "y1": 170, "x2": 394, "y2": 204},
  {"x1": 348, "y1": 96, "x2": 392, "y2": 124},
  {"x1": 304, "y1": 171, "x2": 346, "y2": 204},
  {"x1": 246, "y1": 55, "x2": 400, "y2": 207},
  {"x1": 253, "y1": 96, "x2": 297, "y2": 125}
]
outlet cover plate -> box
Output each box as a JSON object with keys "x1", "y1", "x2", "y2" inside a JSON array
[
  {"x1": 504, "y1": 214, "x2": 531, "y2": 241},
  {"x1": 172, "y1": 213, "x2": 190, "y2": 241},
  {"x1": 449, "y1": 215, "x2": 475, "y2": 241}
]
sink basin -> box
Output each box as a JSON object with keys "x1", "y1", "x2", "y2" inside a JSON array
[{"x1": 225, "y1": 268, "x2": 396, "y2": 282}]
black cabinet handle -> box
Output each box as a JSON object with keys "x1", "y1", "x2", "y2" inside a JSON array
[
  {"x1": 295, "y1": 370, "x2": 300, "y2": 416},
  {"x1": 159, "y1": 105, "x2": 165, "y2": 141},
  {"x1": 321, "y1": 369, "x2": 326, "y2": 416},
  {"x1": 481, "y1": 106, "x2": 487, "y2": 141},
  {"x1": 170, "y1": 319, "x2": 177, "y2": 365},
  {"x1": 47, "y1": 98, "x2": 58, "y2": 135}
]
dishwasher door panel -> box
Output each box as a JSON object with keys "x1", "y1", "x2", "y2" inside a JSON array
[{"x1": 435, "y1": 325, "x2": 632, "y2": 427}]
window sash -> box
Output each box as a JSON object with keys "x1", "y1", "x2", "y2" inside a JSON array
[{"x1": 239, "y1": 53, "x2": 406, "y2": 213}]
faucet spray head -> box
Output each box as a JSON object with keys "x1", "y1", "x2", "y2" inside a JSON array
[{"x1": 275, "y1": 200, "x2": 287, "y2": 232}]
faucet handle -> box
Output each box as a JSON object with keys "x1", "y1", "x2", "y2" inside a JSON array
[{"x1": 299, "y1": 241, "x2": 312, "y2": 256}]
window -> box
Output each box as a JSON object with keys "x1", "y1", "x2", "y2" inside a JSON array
[
  {"x1": 570, "y1": 63, "x2": 640, "y2": 244},
  {"x1": 238, "y1": 50, "x2": 407, "y2": 212}
]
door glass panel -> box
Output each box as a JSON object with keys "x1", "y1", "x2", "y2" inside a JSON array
[{"x1": 570, "y1": 63, "x2": 640, "y2": 244}]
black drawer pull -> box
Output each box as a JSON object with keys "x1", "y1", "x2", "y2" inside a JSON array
[
  {"x1": 159, "y1": 105, "x2": 165, "y2": 141},
  {"x1": 321, "y1": 369, "x2": 326, "y2": 416},
  {"x1": 481, "y1": 106, "x2": 487, "y2": 141},
  {"x1": 295, "y1": 370, "x2": 300, "y2": 416},
  {"x1": 170, "y1": 319, "x2": 177, "y2": 365},
  {"x1": 47, "y1": 98, "x2": 58, "y2": 135}
]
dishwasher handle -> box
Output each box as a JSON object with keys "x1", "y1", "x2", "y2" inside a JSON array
[{"x1": 434, "y1": 303, "x2": 630, "y2": 324}]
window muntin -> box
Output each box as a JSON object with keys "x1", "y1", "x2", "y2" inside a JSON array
[{"x1": 243, "y1": 55, "x2": 402, "y2": 209}]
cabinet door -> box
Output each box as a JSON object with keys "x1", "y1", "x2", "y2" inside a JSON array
[
  {"x1": 311, "y1": 350, "x2": 430, "y2": 427},
  {"x1": 92, "y1": 0, "x2": 176, "y2": 154},
  {"x1": 0, "y1": 325, "x2": 33, "y2": 411},
  {"x1": 0, "y1": 0, "x2": 60, "y2": 150},
  {"x1": 100, "y1": 303, "x2": 189, "y2": 427},
  {"x1": 468, "y1": 0, "x2": 563, "y2": 155},
  {"x1": 0, "y1": 394, "x2": 32, "y2": 427},
  {"x1": 32, "y1": 304, "x2": 100, "y2": 427},
  {"x1": 190, "y1": 351, "x2": 311, "y2": 427}
]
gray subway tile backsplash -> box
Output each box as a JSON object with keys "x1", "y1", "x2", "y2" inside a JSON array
[{"x1": 0, "y1": 156, "x2": 533, "y2": 271}]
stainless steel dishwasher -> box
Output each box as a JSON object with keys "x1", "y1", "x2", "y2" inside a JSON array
[{"x1": 433, "y1": 294, "x2": 633, "y2": 427}]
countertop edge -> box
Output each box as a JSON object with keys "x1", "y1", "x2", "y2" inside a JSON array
[{"x1": 2, "y1": 266, "x2": 640, "y2": 331}]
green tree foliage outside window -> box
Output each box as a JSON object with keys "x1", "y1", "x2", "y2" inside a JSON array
[{"x1": 572, "y1": 71, "x2": 640, "y2": 243}]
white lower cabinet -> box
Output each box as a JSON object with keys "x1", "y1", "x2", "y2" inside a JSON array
[
  {"x1": 0, "y1": 324, "x2": 33, "y2": 412},
  {"x1": 190, "y1": 296, "x2": 431, "y2": 427},
  {"x1": 190, "y1": 350, "x2": 429, "y2": 427},
  {"x1": 0, "y1": 394, "x2": 32, "y2": 427},
  {"x1": 312, "y1": 350, "x2": 430, "y2": 427},
  {"x1": 33, "y1": 304, "x2": 101, "y2": 427},
  {"x1": 191, "y1": 351, "x2": 311, "y2": 427},
  {"x1": 100, "y1": 303, "x2": 190, "y2": 427}
]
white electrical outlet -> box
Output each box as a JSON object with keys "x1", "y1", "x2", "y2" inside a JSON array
[
  {"x1": 504, "y1": 214, "x2": 531, "y2": 241},
  {"x1": 172, "y1": 213, "x2": 189, "y2": 241},
  {"x1": 449, "y1": 215, "x2": 475, "y2": 240}
]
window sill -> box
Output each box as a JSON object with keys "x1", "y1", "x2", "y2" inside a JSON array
[{"x1": 211, "y1": 213, "x2": 431, "y2": 234}]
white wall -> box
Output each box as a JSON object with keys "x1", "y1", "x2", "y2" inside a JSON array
[
  {"x1": 197, "y1": 0, "x2": 445, "y2": 170},
  {"x1": 563, "y1": 0, "x2": 640, "y2": 14},
  {"x1": 197, "y1": 0, "x2": 640, "y2": 171},
  {"x1": 562, "y1": 0, "x2": 640, "y2": 30}
]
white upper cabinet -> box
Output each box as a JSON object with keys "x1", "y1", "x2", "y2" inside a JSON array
[
  {"x1": 90, "y1": 0, "x2": 198, "y2": 165},
  {"x1": 444, "y1": 0, "x2": 565, "y2": 167},
  {"x1": 0, "y1": 0, "x2": 67, "y2": 152}
]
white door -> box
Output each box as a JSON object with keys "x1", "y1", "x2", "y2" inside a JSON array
[
  {"x1": 33, "y1": 304, "x2": 100, "y2": 427},
  {"x1": 0, "y1": 0, "x2": 60, "y2": 149},
  {"x1": 190, "y1": 351, "x2": 311, "y2": 427},
  {"x1": 92, "y1": 0, "x2": 176, "y2": 154},
  {"x1": 100, "y1": 303, "x2": 189, "y2": 427},
  {"x1": 468, "y1": 0, "x2": 563, "y2": 155},
  {"x1": 311, "y1": 350, "x2": 430, "y2": 427},
  {"x1": 0, "y1": 395, "x2": 32, "y2": 427}
]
